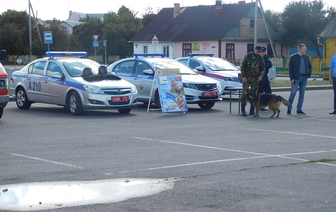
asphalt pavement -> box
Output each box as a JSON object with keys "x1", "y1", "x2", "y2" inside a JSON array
[{"x1": 1, "y1": 89, "x2": 335, "y2": 211}]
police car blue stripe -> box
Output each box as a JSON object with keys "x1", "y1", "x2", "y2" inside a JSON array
[
  {"x1": 114, "y1": 72, "x2": 154, "y2": 80},
  {"x1": 198, "y1": 71, "x2": 223, "y2": 80}
]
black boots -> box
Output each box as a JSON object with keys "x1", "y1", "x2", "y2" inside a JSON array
[
  {"x1": 249, "y1": 105, "x2": 255, "y2": 116},
  {"x1": 241, "y1": 105, "x2": 247, "y2": 116}
]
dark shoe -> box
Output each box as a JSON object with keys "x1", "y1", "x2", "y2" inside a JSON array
[
  {"x1": 297, "y1": 111, "x2": 306, "y2": 115},
  {"x1": 287, "y1": 109, "x2": 291, "y2": 115},
  {"x1": 260, "y1": 108, "x2": 268, "y2": 111},
  {"x1": 241, "y1": 106, "x2": 247, "y2": 116},
  {"x1": 329, "y1": 111, "x2": 336, "y2": 114},
  {"x1": 249, "y1": 105, "x2": 255, "y2": 116}
]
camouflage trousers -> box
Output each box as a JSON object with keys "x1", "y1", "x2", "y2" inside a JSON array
[{"x1": 241, "y1": 76, "x2": 259, "y2": 107}]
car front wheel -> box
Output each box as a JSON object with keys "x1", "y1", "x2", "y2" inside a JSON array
[
  {"x1": 68, "y1": 92, "x2": 84, "y2": 115},
  {"x1": 16, "y1": 87, "x2": 31, "y2": 109},
  {"x1": 198, "y1": 102, "x2": 215, "y2": 109}
]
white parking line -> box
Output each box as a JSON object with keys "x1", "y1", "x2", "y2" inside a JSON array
[
  {"x1": 251, "y1": 128, "x2": 336, "y2": 139},
  {"x1": 10, "y1": 153, "x2": 84, "y2": 169},
  {"x1": 121, "y1": 137, "x2": 336, "y2": 173}
]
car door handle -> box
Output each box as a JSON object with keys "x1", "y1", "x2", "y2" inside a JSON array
[
  {"x1": 43, "y1": 79, "x2": 48, "y2": 83},
  {"x1": 132, "y1": 77, "x2": 138, "y2": 80}
]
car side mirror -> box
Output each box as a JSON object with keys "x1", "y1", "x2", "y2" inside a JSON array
[
  {"x1": 51, "y1": 72, "x2": 65, "y2": 80},
  {"x1": 195, "y1": 66, "x2": 205, "y2": 71},
  {"x1": 143, "y1": 69, "x2": 154, "y2": 75}
]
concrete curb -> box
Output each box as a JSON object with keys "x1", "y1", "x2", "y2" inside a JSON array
[{"x1": 272, "y1": 85, "x2": 333, "y2": 92}]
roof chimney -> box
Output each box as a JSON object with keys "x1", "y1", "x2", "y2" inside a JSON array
[
  {"x1": 215, "y1": 0, "x2": 223, "y2": 17},
  {"x1": 68, "y1": 10, "x2": 72, "y2": 20},
  {"x1": 174, "y1": 3, "x2": 181, "y2": 18}
]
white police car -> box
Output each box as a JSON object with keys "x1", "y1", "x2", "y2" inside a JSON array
[
  {"x1": 176, "y1": 54, "x2": 242, "y2": 94},
  {"x1": 107, "y1": 54, "x2": 222, "y2": 109},
  {"x1": 10, "y1": 52, "x2": 138, "y2": 115}
]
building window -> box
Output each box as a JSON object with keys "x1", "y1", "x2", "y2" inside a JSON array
[
  {"x1": 143, "y1": 46, "x2": 148, "y2": 54},
  {"x1": 182, "y1": 43, "x2": 192, "y2": 57},
  {"x1": 163, "y1": 46, "x2": 169, "y2": 57},
  {"x1": 226, "y1": 43, "x2": 234, "y2": 59},
  {"x1": 250, "y1": 19, "x2": 254, "y2": 28},
  {"x1": 247, "y1": 44, "x2": 254, "y2": 53}
]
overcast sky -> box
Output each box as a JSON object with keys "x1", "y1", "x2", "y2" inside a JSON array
[{"x1": 1, "y1": 0, "x2": 335, "y2": 21}]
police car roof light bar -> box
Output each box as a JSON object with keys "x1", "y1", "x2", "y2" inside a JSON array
[
  {"x1": 189, "y1": 53, "x2": 214, "y2": 57},
  {"x1": 46, "y1": 51, "x2": 88, "y2": 57},
  {"x1": 132, "y1": 53, "x2": 166, "y2": 58}
]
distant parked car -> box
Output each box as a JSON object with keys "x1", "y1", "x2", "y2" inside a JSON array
[
  {"x1": 107, "y1": 54, "x2": 222, "y2": 109},
  {"x1": 10, "y1": 52, "x2": 138, "y2": 115},
  {"x1": 176, "y1": 54, "x2": 242, "y2": 94},
  {"x1": 0, "y1": 62, "x2": 9, "y2": 119}
]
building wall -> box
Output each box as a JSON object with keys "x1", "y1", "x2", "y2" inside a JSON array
[
  {"x1": 133, "y1": 42, "x2": 174, "y2": 59},
  {"x1": 240, "y1": 17, "x2": 265, "y2": 38},
  {"x1": 68, "y1": 13, "x2": 79, "y2": 22}
]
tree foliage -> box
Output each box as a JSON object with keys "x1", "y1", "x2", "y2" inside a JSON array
[
  {"x1": 142, "y1": 6, "x2": 157, "y2": 27},
  {"x1": 0, "y1": 10, "x2": 30, "y2": 55},
  {"x1": 72, "y1": 16, "x2": 104, "y2": 55},
  {"x1": 279, "y1": 0, "x2": 334, "y2": 57},
  {"x1": 102, "y1": 6, "x2": 143, "y2": 58}
]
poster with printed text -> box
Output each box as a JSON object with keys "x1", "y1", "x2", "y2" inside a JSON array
[{"x1": 156, "y1": 69, "x2": 188, "y2": 113}]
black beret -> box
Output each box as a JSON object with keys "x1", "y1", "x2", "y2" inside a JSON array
[
  {"x1": 260, "y1": 46, "x2": 266, "y2": 52},
  {"x1": 255, "y1": 46, "x2": 263, "y2": 51}
]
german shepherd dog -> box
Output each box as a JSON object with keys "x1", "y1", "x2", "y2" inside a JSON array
[{"x1": 247, "y1": 88, "x2": 290, "y2": 118}]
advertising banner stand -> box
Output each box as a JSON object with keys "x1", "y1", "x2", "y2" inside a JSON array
[{"x1": 147, "y1": 69, "x2": 188, "y2": 115}]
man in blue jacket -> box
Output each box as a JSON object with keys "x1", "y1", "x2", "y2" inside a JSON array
[{"x1": 287, "y1": 44, "x2": 312, "y2": 115}]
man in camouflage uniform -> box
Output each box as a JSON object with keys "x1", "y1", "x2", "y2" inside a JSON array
[{"x1": 240, "y1": 46, "x2": 265, "y2": 116}]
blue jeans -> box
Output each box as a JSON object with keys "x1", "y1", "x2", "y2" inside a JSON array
[{"x1": 288, "y1": 75, "x2": 308, "y2": 111}]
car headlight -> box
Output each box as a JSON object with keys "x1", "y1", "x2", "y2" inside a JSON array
[
  {"x1": 183, "y1": 83, "x2": 197, "y2": 89},
  {"x1": 223, "y1": 77, "x2": 236, "y2": 82},
  {"x1": 84, "y1": 85, "x2": 103, "y2": 94},
  {"x1": 131, "y1": 84, "x2": 138, "y2": 94}
]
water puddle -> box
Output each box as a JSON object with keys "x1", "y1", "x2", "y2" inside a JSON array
[{"x1": 0, "y1": 178, "x2": 175, "y2": 211}]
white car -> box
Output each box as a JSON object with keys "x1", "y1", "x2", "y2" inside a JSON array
[
  {"x1": 10, "y1": 52, "x2": 138, "y2": 115},
  {"x1": 107, "y1": 54, "x2": 222, "y2": 109},
  {"x1": 176, "y1": 54, "x2": 242, "y2": 94}
]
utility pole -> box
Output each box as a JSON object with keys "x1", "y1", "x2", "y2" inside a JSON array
[
  {"x1": 254, "y1": 0, "x2": 258, "y2": 48},
  {"x1": 29, "y1": 0, "x2": 32, "y2": 55}
]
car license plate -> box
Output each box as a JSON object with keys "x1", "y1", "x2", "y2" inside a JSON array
[
  {"x1": 112, "y1": 96, "x2": 129, "y2": 102},
  {"x1": 203, "y1": 92, "x2": 217, "y2": 96}
]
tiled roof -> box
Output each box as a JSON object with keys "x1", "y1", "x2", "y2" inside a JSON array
[
  {"x1": 319, "y1": 17, "x2": 336, "y2": 37},
  {"x1": 74, "y1": 12, "x2": 103, "y2": 20},
  {"x1": 130, "y1": 3, "x2": 254, "y2": 42}
]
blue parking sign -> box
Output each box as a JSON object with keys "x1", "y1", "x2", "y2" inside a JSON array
[
  {"x1": 93, "y1": 41, "x2": 99, "y2": 47},
  {"x1": 103, "y1": 40, "x2": 107, "y2": 47},
  {"x1": 44, "y1": 31, "x2": 53, "y2": 44}
]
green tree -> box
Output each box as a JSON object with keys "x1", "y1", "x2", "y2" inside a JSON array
[
  {"x1": 142, "y1": 6, "x2": 157, "y2": 27},
  {"x1": 0, "y1": 10, "x2": 30, "y2": 55},
  {"x1": 279, "y1": 0, "x2": 334, "y2": 57},
  {"x1": 47, "y1": 20, "x2": 71, "y2": 51},
  {"x1": 72, "y1": 16, "x2": 104, "y2": 55},
  {"x1": 265, "y1": 10, "x2": 282, "y2": 30},
  {"x1": 103, "y1": 6, "x2": 142, "y2": 58}
]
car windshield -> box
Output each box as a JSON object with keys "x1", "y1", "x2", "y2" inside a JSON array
[
  {"x1": 147, "y1": 58, "x2": 196, "y2": 75},
  {"x1": 61, "y1": 59, "x2": 101, "y2": 77},
  {"x1": 197, "y1": 57, "x2": 239, "y2": 71}
]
